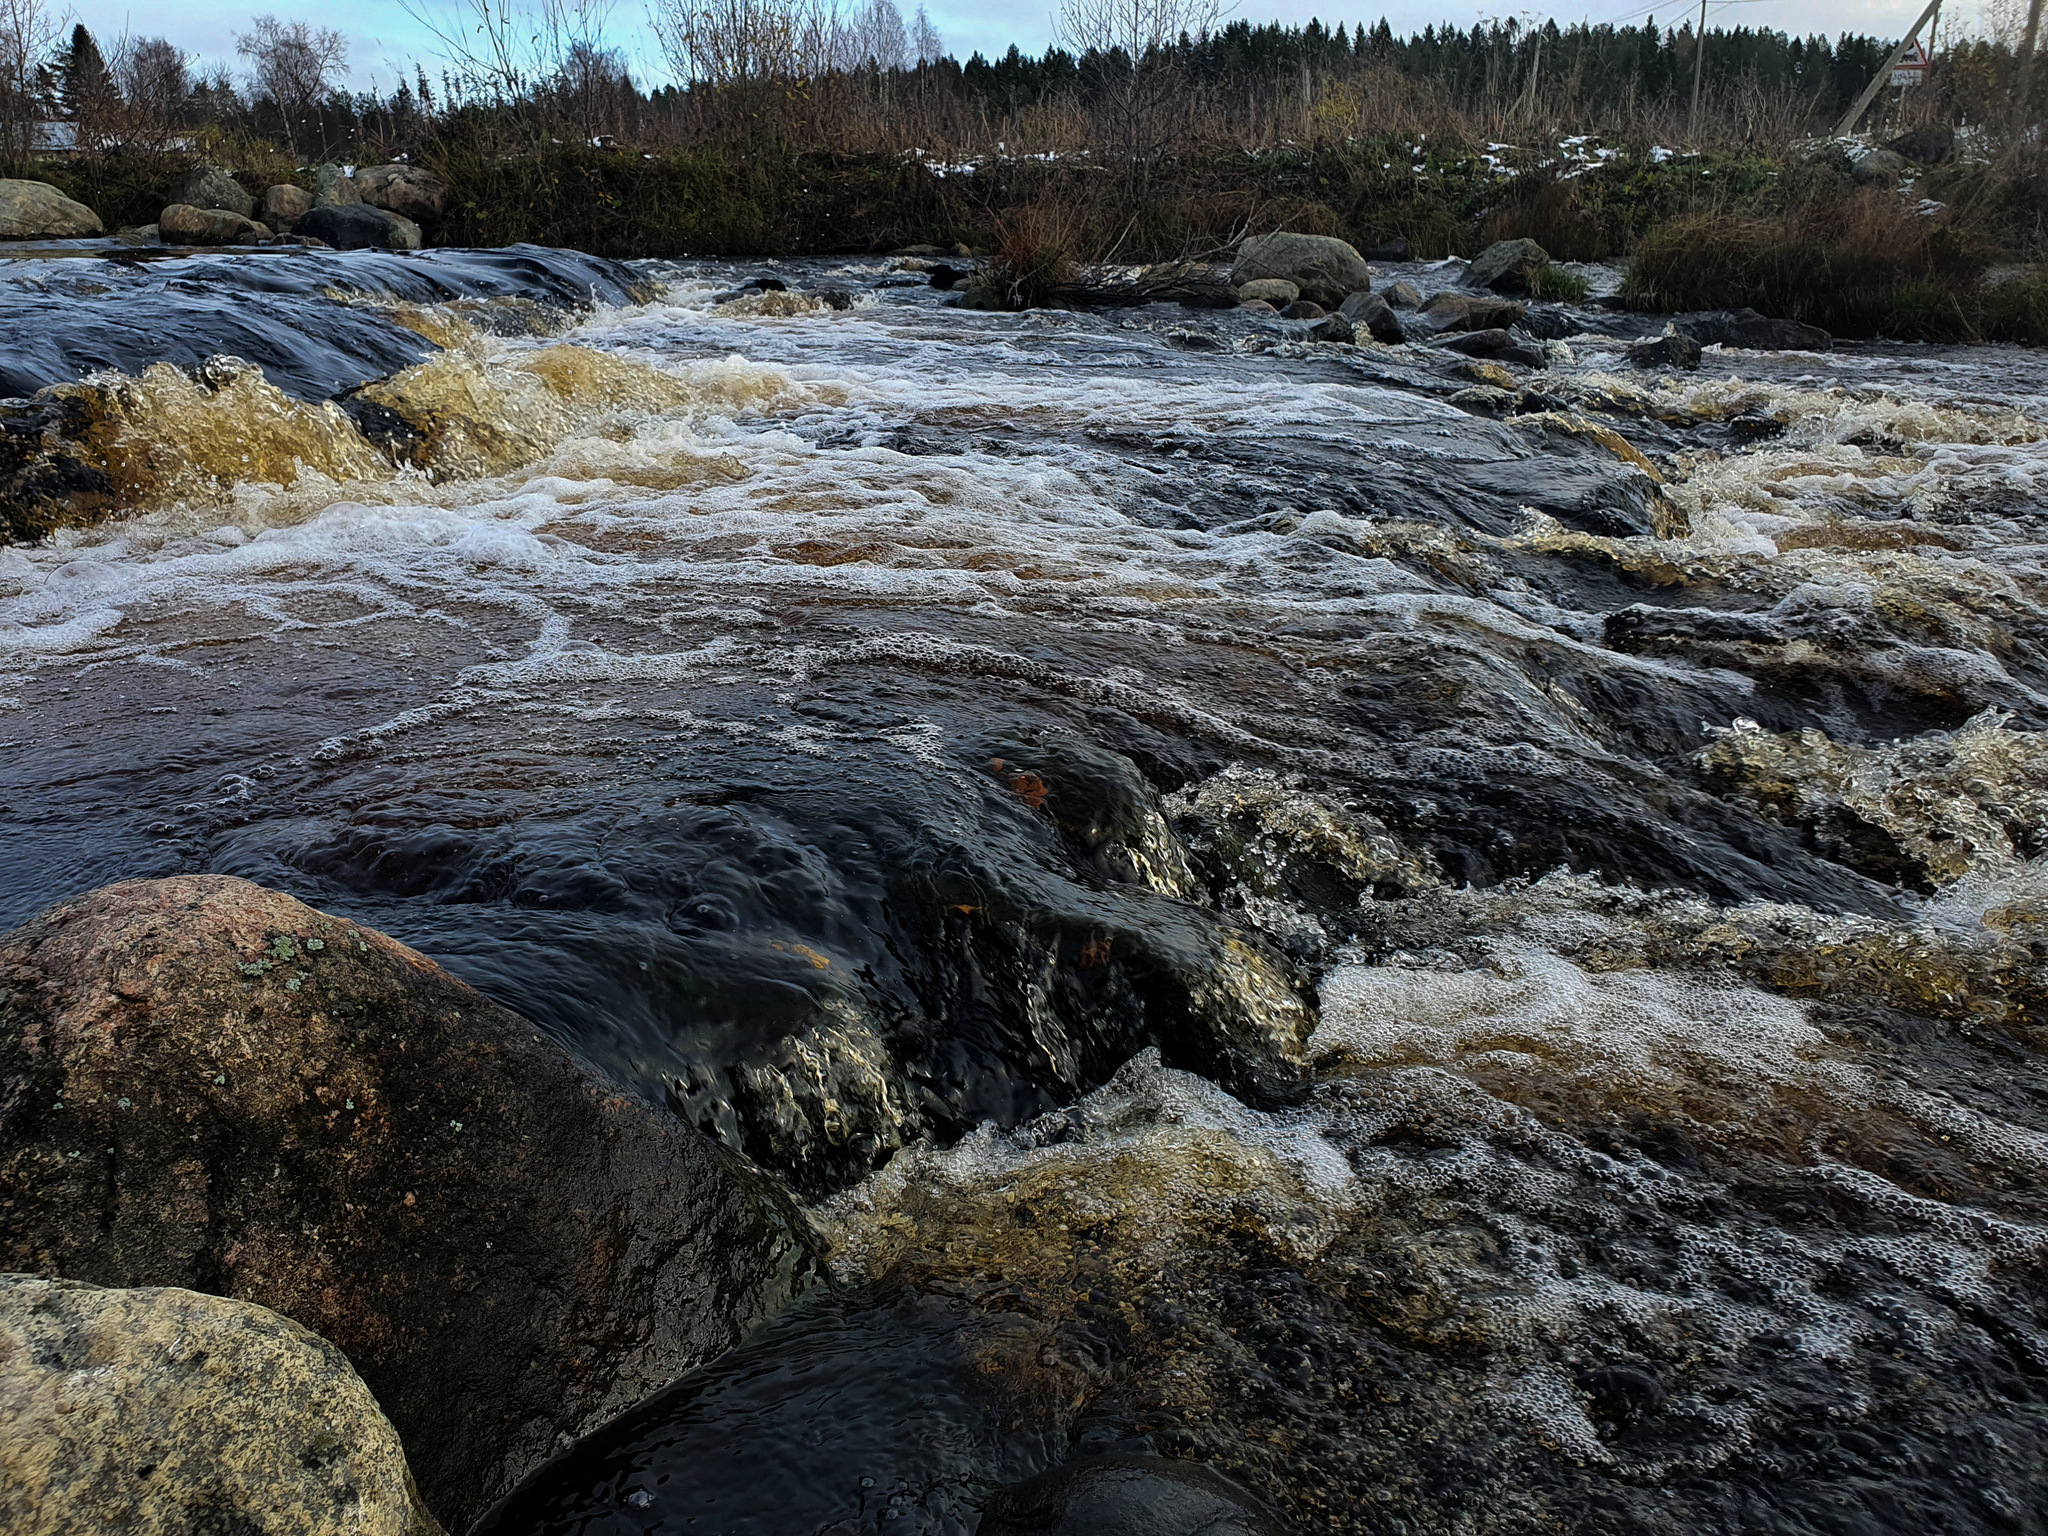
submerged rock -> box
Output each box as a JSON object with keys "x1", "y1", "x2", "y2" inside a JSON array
[
  {"x1": 1628, "y1": 329, "x2": 1704, "y2": 370},
  {"x1": 1414, "y1": 291, "x2": 1526, "y2": 334},
  {"x1": 0, "y1": 178, "x2": 103, "y2": 238},
  {"x1": 0, "y1": 1274, "x2": 443, "y2": 1536},
  {"x1": 297, "y1": 202, "x2": 423, "y2": 251},
  {"x1": 1229, "y1": 232, "x2": 1373, "y2": 308},
  {"x1": 1438, "y1": 327, "x2": 1545, "y2": 367},
  {"x1": 171, "y1": 164, "x2": 254, "y2": 219},
  {"x1": 980, "y1": 1457, "x2": 1290, "y2": 1535},
  {"x1": 0, "y1": 876, "x2": 818, "y2": 1531}
]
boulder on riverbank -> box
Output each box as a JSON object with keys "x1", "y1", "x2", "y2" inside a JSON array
[
  {"x1": 356, "y1": 164, "x2": 453, "y2": 226},
  {"x1": 1465, "y1": 237, "x2": 1550, "y2": 295},
  {"x1": 1229, "y1": 232, "x2": 1373, "y2": 308},
  {"x1": 1338, "y1": 289, "x2": 1404, "y2": 343},
  {"x1": 1, "y1": 1274, "x2": 442, "y2": 1536},
  {"x1": 158, "y1": 203, "x2": 266, "y2": 245},
  {"x1": 0, "y1": 179, "x2": 103, "y2": 238},
  {"x1": 262, "y1": 183, "x2": 313, "y2": 234},
  {"x1": 297, "y1": 202, "x2": 423, "y2": 251},
  {"x1": 172, "y1": 165, "x2": 254, "y2": 219},
  {"x1": 0, "y1": 875, "x2": 819, "y2": 1531},
  {"x1": 314, "y1": 163, "x2": 362, "y2": 207},
  {"x1": 1236, "y1": 277, "x2": 1299, "y2": 305}
]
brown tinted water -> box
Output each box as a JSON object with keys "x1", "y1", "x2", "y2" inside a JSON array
[{"x1": 4, "y1": 249, "x2": 2048, "y2": 1534}]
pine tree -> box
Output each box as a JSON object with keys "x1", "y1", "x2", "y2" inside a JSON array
[{"x1": 54, "y1": 23, "x2": 111, "y2": 122}]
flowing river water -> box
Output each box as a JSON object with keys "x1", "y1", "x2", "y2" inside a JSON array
[{"x1": 4, "y1": 245, "x2": 2048, "y2": 1534}]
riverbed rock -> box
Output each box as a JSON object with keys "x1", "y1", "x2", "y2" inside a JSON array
[
  {"x1": 0, "y1": 179, "x2": 103, "y2": 238},
  {"x1": 1236, "y1": 278, "x2": 1299, "y2": 305},
  {"x1": 1465, "y1": 237, "x2": 1550, "y2": 295},
  {"x1": 1628, "y1": 329, "x2": 1704, "y2": 370},
  {"x1": 980, "y1": 1457, "x2": 1288, "y2": 1536},
  {"x1": 297, "y1": 202, "x2": 423, "y2": 251},
  {"x1": 1279, "y1": 299, "x2": 1325, "y2": 319},
  {"x1": 1307, "y1": 312, "x2": 1354, "y2": 343},
  {"x1": 1338, "y1": 289, "x2": 1405, "y2": 343},
  {"x1": 261, "y1": 183, "x2": 313, "y2": 233},
  {"x1": 1438, "y1": 327, "x2": 1546, "y2": 367},
  {"x1": 1383, "y1": 280, "x2": 1423, "y2": 310},
  {"x1": 0, "y1": 1274, "x2": 443, "y2": 1536},
  {"x1": 1237, "y1": 299, "x2": 1278, "y2": 314},
  {"x1": 1675, "y1": 307, "x2": 1832, "y2": 352},
  {"x1": 0, "y1": 875, "x2": 818, "y2": 1531},
  {"x1": 355, "y1": 163, "x2": 452, "y2": 225},
  {"x1": 1229, "y1": 232, "x2": 1373, "y2": 308},
  {"x1": 158, "y1": 204, "x2": 263, "y2": 245},
  {"x1": 171, "y1": 165, "x2": 254, "y2": 219},
  {"x1": 1415, "y1": 291, "x2": 1526, "y2": 334}
]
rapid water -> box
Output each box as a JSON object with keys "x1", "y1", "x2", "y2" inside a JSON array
[{"x1": 4, "y1": 247, "x2": 2048, "y2": 1534}]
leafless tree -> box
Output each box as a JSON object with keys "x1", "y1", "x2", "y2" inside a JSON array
[
  {"x1": 844, "y1": 0, "x2": 907, "y2": 71},
  {"x1": 1054, "y1": 0, "x2": 1224, "y2": 178},
  {"x1": 236, "y1": 14, "x2": 349, "y2": 153},
  {"x1": 120, "y1": 36, "x2": 192, "y2": 128},
  {"x1": 0, "y1": 0, "x2": 60, "y2": 173},
  {"x1": 648, "y1": 0, "x2": 814, "y2": 88},
  {"x1": 910, "y1": 4, "x2": 940, "y2": 65}
]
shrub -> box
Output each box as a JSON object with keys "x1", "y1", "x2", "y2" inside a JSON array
[
  {"x1": 1533, "y1": 264, "x2": 1589, "y2": 301},
  {"x1": 1983, "y1": 269, "x2": 2048, "y2": 345}
]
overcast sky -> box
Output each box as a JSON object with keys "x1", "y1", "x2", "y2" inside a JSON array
[{"x1": 61, "y1": 0, "x2": 1986, "y2": 95}]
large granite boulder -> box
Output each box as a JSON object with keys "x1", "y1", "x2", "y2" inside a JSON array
[
  {"x1": 0, "y1": 179, "x2": 103, "y2": 238},
  {"x1": 313, "y1": 163, "x2": 362, "y2": 207},
  {"x1": 0, "y1": 1274, "x2": 442, "y2": 1536},
  {"x1": 1228, "y1": 232, "x2": 1373, "y2": 308},
  {"x1": 356, "y1": 164, "x2": 452, "y2": 225},
  {"x1": 158, "y1": 203, "x2": 265, "y2": 245},
  {"x1": 0, "y1": 876, "x2": 818, "y2": 1531},
  {"x1": 262, "y1": 183, "x2": 313, "y2": 234},
  {"x1": 171, "y1": 164, "x2": 254, "y2": 219},
  {"x1": 1465, "y1": 237, "x2": 1550, "y2": 295},
  {"x1": 1412, "y1": 291, "x2": 1527, "y2": 334},
  {"x1": 297, "y1": 202, "x2": 423, "y2": 251}
]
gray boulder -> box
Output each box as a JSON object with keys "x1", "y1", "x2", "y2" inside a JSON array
[
  {"x1": 1279, "y1": 299, "x2": 1325, "y2": 319},
  {"x1": 1, "y1": 1275, "x2": 443, "y2": 1536},
  {"x1": 314, "y1": 163, "x2": 362, "y2": 207},
  {"x1": 1307, "y1": 312, "x2": 1354, "y2": 343},
  {"x1": 1675, "y1": 307, "x2": 1832, "y2": 352},
  {"x1": 158, "y1": 203, "x2": 263, "y2": 245},
  {"x1": 1439, "y1": 327, "x2": 1547, "y2": 367},
  {"x1": 1383, "y1": 280, "x2": 1423, "y2": 310},
  {"x1": 355, "y1": 163, "x2": 452, "y2": 225},
  {"x1": 1229, "y1": 232, "x2": 1373, "y2": 307},
  {"x1": 1465, "y1": 237, "x2": 1550, "y2": 295},
  {"x1": 172, "y1": 164, "x2": 254, "y2": 219},
  {"x1": 297, "y1": 202, "x2": 423, "y2": 251},
  {"x1": 1236, "y1": 277, "x2": 1299, "y2": 305},
  {"x1": 0, "y1": 875, "x2": 818, "y2": 1530},
  {"x1": 0, "y1": 178, "x2": 103, "y2": 238},
  {"x1": 1338, "y1": 289, "x2": 1405, "y2": 343},
  {"x1": 262, "y1": 183, "x2": 313, "y2": 233},
  {"x1": 1414, "y1": 291, "x2": 1527, "y2": 333},
  {"x1": 1627, "y1": 330, "x2": 1704, "y2": 370}
]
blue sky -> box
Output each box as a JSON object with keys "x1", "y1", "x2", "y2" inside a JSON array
[{"x1": 64, "y1": 0, "x2": 1973, "y2": 95}]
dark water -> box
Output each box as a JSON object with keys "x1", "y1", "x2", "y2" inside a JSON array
[{"x1": 4, "y1": 247, "x2": 2048, "y2": 1533}]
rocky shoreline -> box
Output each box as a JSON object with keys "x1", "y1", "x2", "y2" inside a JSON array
[{"x1": 1, "y1": 876, "x2": 820, "y2": 1533}]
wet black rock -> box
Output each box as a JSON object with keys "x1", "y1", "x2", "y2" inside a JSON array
[
  {"x1": 1337, "y1": 290, "x2": 1404, "y2": 343},
  {"x1": 0, "y1": 876, "x2": 818, "y2": 1532},
  {"x1": 814, "y1": 288, "x2": 855, "y2": 310},
  {"x1": 1676, "y1": 308, "x2": 1832, "y2": 353},
  {"x1": 1165, "y1": 325, "x2": 1228, "y2": 351},
  {"x1": 979, "y1": 1457, "x2": 1290, "y2": 1535},
  {"x1": 1279, "y1": 299, "x2": 1326, "y2": 320},
  {"x1": 1307, "y1": 312, "x2": 1355, "y2": 343},
  {"x1": 297, "y1": 203, "x2": 423, "y2": 252},
  {"x1": 1628, "y1": 331, "x2": 1704, "y2": 370},
  {"x1": 743, "y1": 275, "x2": 788, "y2": 291},
  {"x1": 927, "y1": 263, "x2": 964, "y2": 288},
  {"x1": 1415, "y1": 291, "x2": 1527, "y2": 334},
  {"x1": 1439, "y1": 327, "x2": 1546, "y2": 367}
]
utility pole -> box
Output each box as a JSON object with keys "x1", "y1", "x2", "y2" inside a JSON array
[
  {"x1": 1834, "y1": 0, "x2": 1942, "y2": 137},
  {"x1": 1689, "y1": 0, "x2": 1707, "y2": 137},
  {"x1": 2018, "y1": 0, "x2": 2045, "y2": 127}
]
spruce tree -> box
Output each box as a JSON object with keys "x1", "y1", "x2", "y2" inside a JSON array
[{"x1": 55, "y1": 24, "x2": 112, "y2": 122}]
